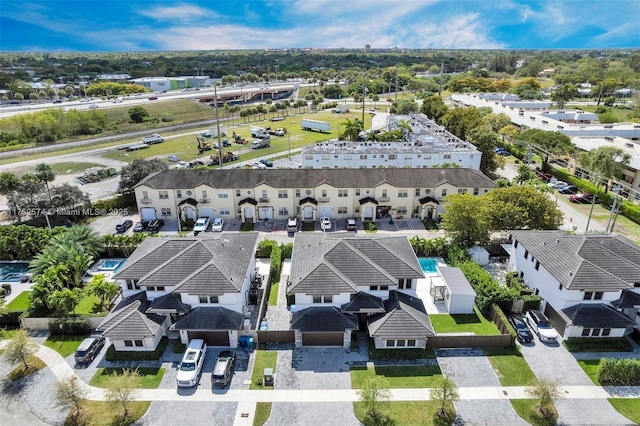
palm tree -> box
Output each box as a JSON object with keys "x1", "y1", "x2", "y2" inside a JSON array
[
  {"x1": 85, "y1": 274, "x2": 119, "y2": 309},
  {"x1": 341, "y1": 118, "x2": 363, "y2": 141},
  {"x1": 61, "y1": 224, "x2": 103, "y2": 258},
  {"x1": 395, "y1": 119, "x2": 413, "y2": 141},
  {"x1": 48, "y1": 287, "x2": 82, "y2": 316}
]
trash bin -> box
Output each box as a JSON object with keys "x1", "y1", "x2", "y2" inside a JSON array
[
  {"x1": 247, "y1": 337, "x2": 254, "y2": 350},
  {"x1": 239, "y1": 336, "x2": 248, "y2": 348}
]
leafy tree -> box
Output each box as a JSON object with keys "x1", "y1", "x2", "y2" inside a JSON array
[
  {"x1": 128, "y1": 106, "x2": 149, "y2": 123},
  {"x1": 468, "y1": 125, "x2": 500, "y2": 174},
  {"x1": 482, "y1": 113, "x2": 511, "y2": 133},
  {"x1": 357, "y1": 376, "x2": 391, "y2": 424},
  {"x1": 55, "y1": 376, "x2": 88, "y2": 421},
  {"x1": 46, "y1": 183, "x2": 91, "y2": 211},
  {"x1": 321, "y1": 83, "x2": 344, "y2": 99},
  {"x1": 341, "y1": 118, "x2": 363, "y2": 141},
  {"x1": 551, "y1": 84, "x2": 578, "y2": 108},
  {"x1": 389, "y1": 97, "x2": 419, "y2": 115},
  {"x1": 579, "y1": 146, "x2": 631, "y2": 191},
  {"x1": 48, "y1": 287, "x2": 83, "y2": 315},
  {"x1": 498, "y1": 124, "x2": 519, "y2": 141},
  {"x1": 517, "y1": 129, "x2": 574, "y2": 157},
  {"x1": 86, "y1": 273, "x2": 119, "y2": 309},
  {"x1": 526, "y1": 378, "x2": 560, "y2": 422},
  {"x1": 487, "y1": 186, "x2": 563, "y2": 231},
  {"x1": 106, "y1": 368, "x2": 141, "y2": 419},
  {"x1": 420, "y1": 95, "x2": 448, "y2": 122},
  {"x1": 3, "y1": 329, "x2": 37, "y2": 371},
  {"x1": 118, "y1": 158, "x2": 168, "y2": 194},
  {"x1": 441, "y1": 193, "x2": 491, "y2": 247},
  {"x1": 431, "y1": 375, "x2": 459, "y2": 425},
  {"x1": 440, "y1": 107, "x2": 483, "y2": 141}
]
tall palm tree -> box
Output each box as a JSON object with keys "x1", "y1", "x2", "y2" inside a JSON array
[
  {"x1": 48, "y1": 288, "x2": 82, "y2": 315},
  {"x1": 86, "y1": 274, "x2": 119, "y2": 309},
  {"x1": 341, "y1": 118, "x2": 363, "y2": 141},
  {"x1": 61, "y1": 224, "x2": 103, "y2": 258}
]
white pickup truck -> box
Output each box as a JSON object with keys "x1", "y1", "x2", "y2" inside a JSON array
[
  {"x1": 142, "y1": 134, "x2": 164, "y2": 144},
  {"x1": 193, "y1": 217, "x2": 210, "y2": 234}
]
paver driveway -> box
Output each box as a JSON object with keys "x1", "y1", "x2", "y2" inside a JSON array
[
  {"x1": 264, "y1": 402, "x2": 361, "y2": 426},
  {"x1": 436, "y1": 348, "x2": 529, "y2": 426}
]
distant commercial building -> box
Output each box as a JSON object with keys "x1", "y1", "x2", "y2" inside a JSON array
[{"x1": 129, "y1": 76, "x2": 210, "y2": 92}]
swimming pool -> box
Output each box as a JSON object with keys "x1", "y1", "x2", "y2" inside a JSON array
[
  {"x1": 0, "y1": 261, "x2": 30, "y2": 282},
  {"x1": 418, "y1": 257, "x2": 439, "y2": 274},
  {"x1": 96, "y1": 259, "x2": 126, "y2": 272}
]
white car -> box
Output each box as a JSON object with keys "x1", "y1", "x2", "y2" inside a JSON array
[
  {"x1": 275, "y1": 128, "x2": 285, "y2": 136},
  {"x1": 176, "y1": 339, "x2": 207, "y2": 387},
  {"x1": 251, "y1": 161, "x2": 267, "y2": 170},
  {"x1": 193, "y1": 217, "x2": 210, "y2": 234},
  {"x1": 211, "y1": 217, "x2": 224, "y2": 232},
  {"x1": 320, "y1": 217, "x2": 332, "y2": 230},
  {"x1": 525, "y1": 310, "x2": 558, "y2": 343},
  {"x1": 547, "y1": 180, "x2": 567, "y2": 189}
]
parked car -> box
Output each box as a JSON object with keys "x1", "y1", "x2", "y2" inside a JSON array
[
  {"x1": 168, "y1": 155, "x2": 180, "y2": 162},
  {"x1": 211, "y1": 217, "x2": 224, "y2": 232},
  {"x1": 320, "y1": 217, "x2": 332, "y2": 230},
  {"x1": 133, "y1": 220, "x2": 149, "y2": 233},
  {"x1": 176, "y1": 339, "x2": 207, "y2": 388},
  {"x1": 346, "y1": 218, "x2": 357, "y2": 231},
  {"x1": 193, "y1": 217, "x2": 210, "y2": 234},
  {"x1": 525, "y1": 310, "x2": 558, "y2": 343},
  {"x1": 547, "y1": 180, "x2": 567, "y2": 189},
  {"x1": 287, "y1": 217, "x2": 298, "y2": 233},
  {"x1": 260, "y1": 159, "x2": 274, "y2": 167},
  {"x1": 115, "y1": 219, "x2": 133, "y2": 233},
  {"x1": 557, "y1": 184, "x2": 578, "y2": 194},
  {"x1": 508, "y1": 314, "x2": 534, "y2": 343},
  {"x1": 147, "y1": 219, "x2": 165, "y2": 233},
  {"x1": 74, "y1": 336, "x2": 105, "y2": 364},
  {"x1": 570, "y1": 193, "x2": 597, "y2": 204},
  {"x1": 251, "y1": 161, "x2": 267, "y2": 170},
  {"x1": 211, "y1": 350, "x2": 236, "y2": 386},
  {"x1": 496, "y1": 150, "x2": 511, "y2": 156}
]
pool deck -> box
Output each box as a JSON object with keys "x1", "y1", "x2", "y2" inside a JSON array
[{"x1": 416, "y1": 258, "x2": 449, "y2": 314}]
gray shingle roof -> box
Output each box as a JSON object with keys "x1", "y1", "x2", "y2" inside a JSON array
[
  {"x1": 114, "y1": 233, "x2": 259, "y2": 295},
  {"x1": 136, "y1": 168, "x2": 497, "y2": 191},
  {"x1": 288, "y1": 234, "x2": 424, "y2": 295},
  {"x1": 612, "y1": 290, "x2": 640, "y2": 309},
  {"x1": 510, "y1": 231, "x2": 640, "y2": 291},
  {"x1": 368, "y1": 290, "x2": 435, "y2": 339},
  {"x1": 169, "y1": 306, "x2": 245, "y2": 331},
  {"x1": 96, "y1": 293, "x2": 165, "y2": 339},
  {"x1": 562, "y1": 303, "x2": 636, "y2": 329},
  {"x1": 291, "y1": 306, "x2": 357, "y2": 332},
  {"x1": 341, "y1": 292, "x2": 385, "y2": 314},
  {"x1": 146, "y1": 293, "x2": 191, "y2": 314},
  {"x1": 438, "y1": 266, "x2": 477, "y2": 296}
]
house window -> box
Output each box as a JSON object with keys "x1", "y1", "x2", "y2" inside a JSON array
[
  {"x1": 389, "y1": 154, "x2": 397, "y2": 160},
  {"x1": 382, "y1": 189, "x2": 388, "y2": 198},
  {"x1": 295, "y1": 189, "x2": 301, "y2": 198},
  {"x1": 398, "y1": 189, "x2": 408, "y2": 198},
  {"x1": 202, "y1": 190, "x2": 208, "y2": 199},
  {"x1": 444, "y1": 154, "x2": 451, "y2": 159},
  {"x1": 262, "y1": 190, "x2": 268, "y2": 199},
  {"x1": 355, "y1": 207, "x2": 360, "y2": 214},
  {"x1": 583, "y1": 291, "x2": 593, "y2": 300},
  {"x1": 602, "y1": 329, "x2": 611, "y2": 336},
  {"x1": 386, "y1": 340, "x2": 395, "y2": 347},
  {"x1": 322, "y1": 155, "x2": 330, "y2": 160},
  {"x1": 176, "y1": 190, "x2": 182, "y2": 198},
  {"x1": 397, "y1": 207, "x2": 407, "y2": 214},
  {"x1": 370, "y1": 285, "x2": 389, "y2": 291},
  {"x1": 594, "y1": 292, "x2": 603, "y2": 300},
  {"x1": 236, "y1": 189, "x2": 241, "y2": 197},
  {"x1": 591, "y1": 329, "x2": 601, "y2": 337},
  {"x1": 219, "y1": 208, "x2": 230, "y2": 215},
  {"x1": 338, "y1": 207, "x2": 348, "y2": 214},
  {"x1": 535, "y1": 261, "x2": 540, "y2": 271},
  {"x1": 514, "y1": 240, "x2": 518, "y2": 249},
  {"x1": 161, "y1": 208, "x2": 171, "y2": 216},
  {"x1": 198, "y1": 295, "x2": 218, "y2": 304},
  {"x1": 322, "y1": 190, "x2": 327, "y2": 198},
  {"x1": 519, "y1": 271, "x2": 524, "y2": 279},
  {"x1": 312, "y1": 295, "x2": 333, "y2": 303},
  {"x1": 134, "y1": 340, "x2": 144, "y2": 347},
  {"x1": 473, "y1": 188, "x2": 479, "y2": 195},
  {"x1": 338, "y1": 190, "x2": 348, "y2": 197},
  {"x1": 355, "y1": 189, "x2": 361, "y2": 196},
  {"x1": 126, "y1": 280, "x2": 140, "y2": 290},
  {"x1": 407, "y1": 339, "x2": 416, "y2": 347},
  {"x1": 305, "y1": 155, "x2": 313, "y2": 160},
  {"x1": 457, "y1": 189, "x2": 467, "y2": 194},
  {"x1": 159, "y1": 190, "x2": 169, "y2": 199},
  {"x1": 441, "y1": 189, "x2": 447, "y2": 197},
  {"x1": 124, "y1": 340, "x2": 134, "y2": 347},
  {"x1": 218, "y1": 191, "x2": 229, "y2": 198},
  {"x1": 524, "y1": 250, "x2": 528, "y2": 260},
  {"x1": 278, "y1": 207, "x2": 289, "y2": 216},
  {"x1": 397, "y1": 340, "x2": 406, "y2": 347},
  {"x1": 278, "y1": 190, "x2": 288, "y2": 199},
  {"x1": 398, "y1": 279, "x2": 412, "y2": 289},
  {"x1": 415, "y1": 188, "x2": 421, "y2": 196},
  {"x1": 581, "y1": 329, "x2": 590, "y2": 337},
  {"x1": 142, "y1": 190, "x2": 149, "y2": 199},
  {"x1": 360, "y1": 154, "x2": 368, "y2": 159}
]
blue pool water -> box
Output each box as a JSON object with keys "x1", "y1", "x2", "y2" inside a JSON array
[
  {"x1": 418, "y1": 258, "x2": 438, "y2": 274},
  {"x1": 97, "y1": 259, "x2": 126, "y2": 272},
  {"x1": 0, "y1": 261, "x2": 30, "y2": 282}
]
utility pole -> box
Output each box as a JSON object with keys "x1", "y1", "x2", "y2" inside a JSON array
[
  {"x1": 606, "y1": 186, "x2": 621, "y2": 233},
  {"x1": 214, "y1": 82, "x2": 223, "y2": 168},
  {"x1": 438, "y1": 61, "x2": 444, "y2": 96},
  {"x1": 394, "y1": 65, "x2": 399, "y2": 103},
  {"x1": 596, "y1": 56, "x2": 611, "y2": 106},
  {"x1": 361, "y1": 72, "x2": 366, "y2": 126}
]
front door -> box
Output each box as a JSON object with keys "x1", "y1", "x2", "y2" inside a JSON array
[
  {"x1": 244, "y1": 206, "x2": 254, "y2": 220},
  {"x1": 363, "y1": 206, "x2": 374, "y2": 220},
  {"x1": 303, "y1": 206, "x2": 314, "y2": 220}
]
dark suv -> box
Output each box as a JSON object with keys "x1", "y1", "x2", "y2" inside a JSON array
[
  {"x1": 133, "y1": 220, "x2": 149, "y2": 232},
  {"x1": 115, "y1": 219, "x2": 133, "y2": 233},
  {"x1": 211, "y1": 350, "x2": 236, "y2": 386},
  {"x1": 74, "y1": 336, "x2": 105, "y2": 364},
  {"x1": 147, "y1": 219, "x2": 165, "y2": 233}
]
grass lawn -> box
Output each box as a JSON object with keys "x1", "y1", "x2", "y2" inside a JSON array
[
  {"x1": 252, "y1": 402, "x2": 272, "y2": 426},
  {"x1": 429, "y1": 306, "x2": 500, "y2": 335},
  {"x1": 250, "y1": 350, "x2": 278, "y2": 390},
  {"x1": 609, "y1": 399, "x2": 640, "y2": 424},
  {"x1": 64, "y1": 400, "x2": 150, "y2": 426},
  {"x1": 485, "y1": 347, "x2": 538, "y2": 386},
  {"x1": 75, "y1": 294, "x2": 103, "y2": 315},
  {"x1": 89, "y1": 367, "x2": 165, "y2": 389},
  {"x1": 8, "y1": 355, "x2": 47, "y2": 381},
  {"x1": 267, "y1": 280, "x2": 279, "y2": 306},
  {"x1": 353, "y1": 400, "x2": 440, "y2": 426},
  {"x1": 510, "y1": 399, "x2": 558, "y2": 426},
  {"x1": 577, "y1": 359, "x2": 601, "y2": 385},
  {"x1": 350, "y1": 365, "x2": 442, "y2": 389},
  {"x1": 0, "y1": 327, "x2": 21, "y2": 340},
  {"x1": 43, "y1": 335, "x2": 87, "y2": 357},
  {"x1": 4, "y1": 291, "x2": 31, "y2": 311}
]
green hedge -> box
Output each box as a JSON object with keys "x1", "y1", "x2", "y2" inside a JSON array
[
  {"x1": 521, "y1": 295, "x2": 541, "y2": 312},
  {"x1": 48, "y1": 318, "x2": 91, "y2": 335},
  {"x1": 598, "y1": 358, "x2": 640, "y2": 385},
  {"x1": 0, "y1": 311, "x2": 23, "y2": 326},
  {"x1": 492, "y1": 303, "x2": 517, "y2": 346},
  {"x1": 270, "y1": 244, "x2": 282, "y2": 278},
  {"x1": 105, "y1": 337, "x2": 168, "y2": 361},
  {"x1": 564, "y1": 337, "x2": 633, "y2": 353},
  {"x1": 280, "y1": 243, "x2": 293, "y2": 259},
  {"x1": 256, "y1": 240, "x2": 276, "y2": 258}
]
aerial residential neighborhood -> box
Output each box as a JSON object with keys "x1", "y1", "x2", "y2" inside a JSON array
[{"x1": 1, "y1": 2, "x2": 640, "y2": 426}]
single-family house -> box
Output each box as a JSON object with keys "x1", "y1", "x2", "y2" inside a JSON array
[
  {"x1": 509, "y1": 230, "x2": 639, "y2": 339},
  {"x1": 99, "y1": 233, "x2": 259, "y2": 350}
]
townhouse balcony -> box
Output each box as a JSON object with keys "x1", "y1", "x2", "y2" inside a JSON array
[
  {"x1": 199, "y1": 198, "x2": 210, "y2": 203},
  {"x1": 318, "y1": 197, "x2": 330, "y2": 203},
  {"x1": 140, "y1": 198, "x2": 152, "y2": 204},
  {"x1": 259, "y1": 197, "x2": 270, "y2": 203},
  {"x1": 379, "y1": 196, "x2": 390, "y2": 202}
]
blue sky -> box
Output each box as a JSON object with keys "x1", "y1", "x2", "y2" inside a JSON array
[{"x1": 1, "y1": 0, "x2": 638, "y2": 51}]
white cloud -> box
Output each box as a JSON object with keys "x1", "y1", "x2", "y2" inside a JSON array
[{"x1": 137, "y1": 3, "x2": 214, "y2": 22}]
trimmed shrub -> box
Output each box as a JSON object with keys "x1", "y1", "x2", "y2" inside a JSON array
[
  {"x1": 270, "y1": 244, "x2": 282, "y2": 278},
  {"x1": 93, "y1": 193, "x2": 136, "y2": 211},
  {"x1": 1, "y1": 284, "x2": 11, "y2": 296},
  {"x1": 48, "y1": 318, "x2": 91, "y2": 335},
  {"x1": 105, "y1": 337, "x2": 168, "y2": 361},
  {"x1": 280, "y1": 243, "x2": 293, "y2": 259},
  {"x1": 256, "y1": 240, "x2": 276, "y2": 258},
  {"x1": 491, "y1": 303, "x2": 517, "y2": 346},
  {"x1": 0, "y1": 311, "x2": 23, "y2": 326},
  {"x1": 521, "y1": 295, "x2": 541, "y2": 312},
  {"x1": 598, "y1": 358, "x2": 640, "y2": 385},
  {"x1": 565, "y1": 337, "x2": 633, "y2": 353}
]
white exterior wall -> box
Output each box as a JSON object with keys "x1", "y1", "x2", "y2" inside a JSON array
[
  {"x1": 293, "y1": 293, "x2": 351, "y2": 308},
  {"x1": 302, "y1": 150, "x2": 481, "y2": 170},
  {"x1": 180, "y1": 292, "x2": 245, "y2": 313},
  {"x1": 447, "y1": 293, "x2": 475, "y2": 314},
  {"x1": 355, "y1": 287, "x2": 390, "y2": 300},
  {"x1": 110, "y1": 328, "x2": 166, "y2": 352},
  {"x1": 565, "y1": 326, "x2": 626, "y2": 339},
  {"x1": 372, "y1": 337, "x2": 427, "y2": 349}
]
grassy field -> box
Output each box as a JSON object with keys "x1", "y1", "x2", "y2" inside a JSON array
[
  {"x1": 43, "y1": 335, "x2": 87, "y2": 357},
  {"x1": 89, "y1": 367, "x2": 165, "y2": 389},
  {"x1": 250, "y1": 350, "x2": 278, "y2": 390},
  {"x1": 609, "y1": 399, "x2": 640, "y2": 424},
  {"x1": 75, "y1": 294, "x2": 103, "y2": 315},
  {"x1": 267, "y1": 280, "x2": 279, "y2": 306},
  {"x1": 429, "y1": 307, "x2": 500, "y2": 335},
  {"x1": 63, "y1": 400, "x2": 150, "y2": 426},
  {"x1": 8, "y1": 355, "x2": 47, "y2": 381},
  {"x1": 485, "y1": 347, "x2": 538, "y2": 386},
  {"x1": 4, "y1": 291, "x2": 31, "y2": 311},
  {"x1": 353, "y1": 400, "x2": 440, "y2": 426},
  {"x1": 253, "y1": 402, "x2": 272, "y2": 426},
  {"x1": 577, "y1": 359, "x2": 601, "y2": 385},
  {"x1": 350, "y1": 365, "x2": 442, "y2": 389}
]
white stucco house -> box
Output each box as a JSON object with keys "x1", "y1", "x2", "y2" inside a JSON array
[{"x1": 508, "y1": 230, "x2": 638, "y2": 340}]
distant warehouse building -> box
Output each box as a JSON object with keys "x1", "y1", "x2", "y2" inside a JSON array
[
  {"x1": 302, "y1": 114, "x2": 482, "y2": 170},
  {"x1": 129, "y1": 76, "x2": 210, "y2": 92}
]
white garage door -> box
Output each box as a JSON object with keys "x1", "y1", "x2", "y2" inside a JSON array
[
  {"x1": 258, "y1": 207, "x2": 274, "y2": 220},
  {"x1": 140, "y1": 207, "x2": 157, "y2": 221},
  {"x1": 363, "y1": 206, "x2": 374, "y2": 220},
  {"x1": 199, "y1": 207, "x2": 215, "y2": 219},
  {"x1": 318, "y1": 207, "x2": 332, "y2": 219}
]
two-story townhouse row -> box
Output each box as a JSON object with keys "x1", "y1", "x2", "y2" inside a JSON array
[
  {"x1": 508, "y1": 230, "x2": 639, "y2": 340},
  {"x1": 134, "y1": 168, "x2": 497, "y2": 225},
  {"x1": 96, "y1": 233, "x2": 259, "y2": 351},
  {"x1": 288, "y1": 233, "x2": 434, "y2": 349}
]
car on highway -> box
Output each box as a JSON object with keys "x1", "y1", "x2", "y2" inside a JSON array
[
  {"x1": 320, "y1": 217, "x2": 332, "y2": 230},
  {"x1": 115, "y1": 219, "x2": 133, "y2": 233},
  {"x1": 133, "y1": 220, "x2": 149, "y2": 233},
  {"x1": 193, "y1": 217, "x2": 210, "y2": 234},
  {"x1": 148, "y1": 96, "x2": 158, "y2": 100},
  {"x1": 168, "y1": 155, "x2": 180, "y2": 162},
  {"x1": 211, "y1": 350, "x2": 236, "y2": 386},
  {"x1": 89, "y1": 104, "x2": 99, "y2": 109},
  {"x1": 147, "y1": 219, "x2": 165, "y2": 233},
  {"x1": 251, "y1": 161, "x2": 267, "y2": 170},
  {"x1": 557, "y1": 184, "x2": 578, "y2": 194},
  {"x1": 525, "y1": 310, "x2": 558, "y2": 343},
  {"x1": 260, "y1": 159, "x2": 274, "y2": 167},
  {"x1": 211, "y1": 217, "x2": 224, "y2": 232},
  {"x1": 509, "y1": 314, "x2": 534, "y2": 343},
  {"x1": 570, "y1": 193, "x2": 596, "y2": 204}
]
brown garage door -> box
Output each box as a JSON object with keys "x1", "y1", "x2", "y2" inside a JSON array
[
  {"x1": 544, "y1": 304, "x2": 567, "y2": 336},
  {"x1": 302, "y1": 332, "x2": 343, "y2": 346},
  {"x1": 188, "y1": 331, "x2": 230, "y2": 346}
]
